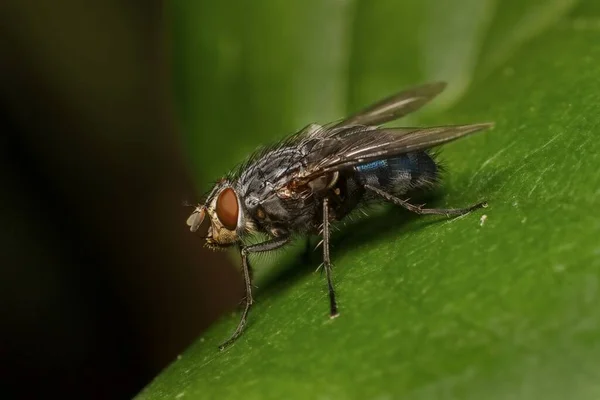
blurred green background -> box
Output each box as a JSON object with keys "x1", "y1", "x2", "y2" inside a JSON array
[{"x1": 139, "y1": 0, "x2": 600, "y2": 399}]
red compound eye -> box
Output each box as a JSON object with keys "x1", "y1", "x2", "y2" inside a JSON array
[{"x1": 216, "y1": 188, "x2": 239, "y2": 230}]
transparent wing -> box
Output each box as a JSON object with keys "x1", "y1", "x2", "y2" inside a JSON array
[
  {"x1": 333, "y1": 81, "x2": 447, "y2": 128},
  {"x1": 295, "y1": 122, "x2": 494, "y2": 181},
  {"x1": 293, "y1": 82, "x2": 447, "y2": 141}
]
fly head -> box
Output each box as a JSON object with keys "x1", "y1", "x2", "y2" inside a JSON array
[{"x1": 186, "y1": 180, "x2": 251, "y2": 248}]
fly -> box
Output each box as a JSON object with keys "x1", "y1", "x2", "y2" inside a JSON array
[{"x1": 187, "y1": 82, "x2": 493, "y2": 350}]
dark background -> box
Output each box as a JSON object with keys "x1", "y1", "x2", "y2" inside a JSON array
[
  {"x1": 1, "y1": 1, "x2": 240, "y2": 398},
  {"x1": 4, "y1": 1, "x2": 600, "y2": 399}
]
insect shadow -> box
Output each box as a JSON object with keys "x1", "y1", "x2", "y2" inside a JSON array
[{"x1": 255, "y1": 185, "x2": 481, "y2": 302}]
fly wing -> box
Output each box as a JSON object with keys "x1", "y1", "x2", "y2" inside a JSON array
[
  {"x1": 294, "y1": 82, "x2": 446, "y2": 141},
  {"x1": 294, "y1": 122, "x2": 493, "y2": 181},
  {"x1": 332, "y1": 82, "x2": 447, "y2": 128}
]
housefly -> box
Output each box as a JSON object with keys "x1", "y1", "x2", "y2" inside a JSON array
[{"x1": 187, "y1": 82, "x2": 493, "y2": 350}]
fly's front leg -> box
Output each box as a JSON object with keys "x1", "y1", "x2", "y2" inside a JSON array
[
  {"x1": 218, "y1": 235, "x2": 290, "y2": 351},
  {"x1": 322, "y1": 198, "x2": 339, "y2": 318},
  {"x1": 218, "y1": 248, "x2": 253, "y2": 351},
  {"x1": 364, "y1": 184, "x2": 487, "y2": 216}
]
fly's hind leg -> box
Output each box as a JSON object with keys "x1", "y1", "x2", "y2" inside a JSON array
[{"x1": 364, "y1": 184, "x2": 487, "y2": 216}]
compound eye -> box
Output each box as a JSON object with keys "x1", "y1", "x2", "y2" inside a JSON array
[{"x1": 216, "y1": 188, "x2": 239, "y2": 230}]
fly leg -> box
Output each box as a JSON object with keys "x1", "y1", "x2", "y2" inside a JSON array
[
  {"x1": 364, "y1": 184, "x2": 486, "y2": 216},
  {"x1": 322, "y1": 197, "x2": 339, "y2": 318},
  {"x1": 218, "y1": 235, "x2": 290, "y2": 350}
]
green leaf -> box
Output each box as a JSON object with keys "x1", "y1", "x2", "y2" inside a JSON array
[{"x1": 140, "y1": 1, "x2": 600, "y2": 398}]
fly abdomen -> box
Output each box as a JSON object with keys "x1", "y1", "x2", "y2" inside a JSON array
[{"x1": 354, "y1": 151, "x2": 438, "y2": 196}]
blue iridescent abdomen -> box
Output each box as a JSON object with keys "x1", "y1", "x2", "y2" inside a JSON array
[{"x1": 353, "y1": 151, "x2": 438, "y2": 196}]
